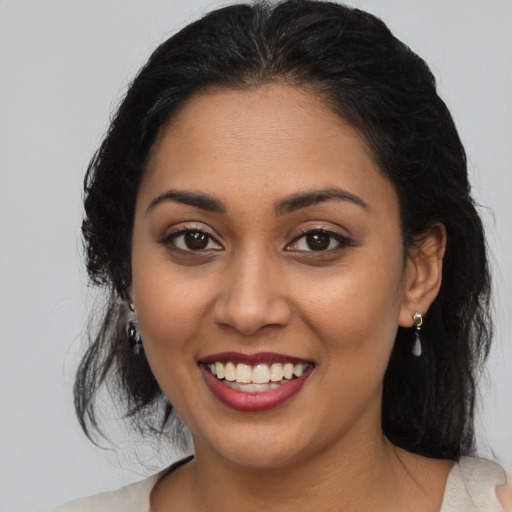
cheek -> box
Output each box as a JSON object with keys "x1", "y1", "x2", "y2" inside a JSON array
[
  {"x1": 292, "y1": 263, "x2": 405, "y2": 426},
  {"x1": 294, "y1": 255, "x2": 405, "y2": 360},
  {"x1": 131, "y1": 270, "x2": 209, "y2": 414},
  {"x1": 134, "y1": 270, "x2": 212, "y2": 351},
  {"x1": 129, "y1": 241, "x2": 216, "y2": 388}
]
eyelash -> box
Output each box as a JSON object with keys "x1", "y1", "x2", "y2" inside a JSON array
[{"x1": 158, "y1": 226, "x2": 351, "y2": 255}]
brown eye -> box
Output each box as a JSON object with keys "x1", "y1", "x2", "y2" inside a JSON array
[
  {"x1": 305, "y1": 232, "x2": 330, "y2": 251},
  {"x1": 163, "y1": 229, "x2": 223, "y2": 252},
  {"x1": 184, "y1": 231, "x2": 209, "y2": 250},
  {"x1": 287, "y1": 229, "x2": 352, "y2": 253}
]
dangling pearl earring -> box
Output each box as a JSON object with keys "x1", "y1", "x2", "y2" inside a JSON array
[{"x1": 412, "y1": 311, "x2": 423, "y2": 357}]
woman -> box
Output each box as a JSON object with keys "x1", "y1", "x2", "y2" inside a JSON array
[{"x1": 55, "y1": 1, "x2": 510, "y2": 510}]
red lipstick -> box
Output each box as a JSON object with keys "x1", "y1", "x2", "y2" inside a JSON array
[{"x1": 199, "y1": 355, "x2": 314, "y2": 413}]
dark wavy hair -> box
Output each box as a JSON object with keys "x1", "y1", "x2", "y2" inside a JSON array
[{"x1": 75, "y1": 0, "x2": 492, "y2": 459}]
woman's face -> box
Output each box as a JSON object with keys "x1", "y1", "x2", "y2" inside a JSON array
[{"x1": 131, "y1": 85, "x2": 414, "y2": 468}]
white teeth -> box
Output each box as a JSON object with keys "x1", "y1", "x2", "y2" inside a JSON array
[
  {"x1": 215, "y1": 362, "x2": 224, "y2": 379},
  {"x1": 207, "y1": 361, "x2": 310, "y2": 385},
  {"x1": 252, "y1": 364, "x2": 271, "y2": 384},
  {"x1": 283, "y1": 363, "x2": 294, "y2": 379},
  {"x1": 270, "y1": 363, "x2": 284, "y2": 382},
  {"x1": 224, "y1": 362, "x2": 236, "y2": 382},
  {"x1": 235, "y1": 363, "x2": 252, "y2": 383}
]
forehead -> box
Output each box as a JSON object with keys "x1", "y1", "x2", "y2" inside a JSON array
[{"x1": 140, "y1": 84, "x2": 397, "y2": 215}]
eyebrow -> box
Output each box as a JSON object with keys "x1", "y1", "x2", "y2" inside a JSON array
[
  {"x1": 146, "y1": 190, "x2": 227, "y2": 215},
  {"x1": 146, "y1": 186, "x2": 368, "y2": 216},
  {"x1": 275, "y1": 187, "x2": 368, "y2": 215}
]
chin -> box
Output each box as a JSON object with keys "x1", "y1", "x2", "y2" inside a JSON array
[
  {"x1": 193, "y1": 419, "x2": 323, "y2": 471},
  {"x1": 217, "y1": 443, "x2": 304, "y2": 470}
]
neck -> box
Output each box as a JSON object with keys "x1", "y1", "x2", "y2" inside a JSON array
[
  {"x1": 151, "y1": 414, "x2": 451, "y2": 512},
  {"x1": 194, "y1": 434, "x2": 395, "y2": 511}
]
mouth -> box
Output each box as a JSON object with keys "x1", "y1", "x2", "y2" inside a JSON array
[{"x1": 199, "y1": 353, "x2": 315, "y2": 412}]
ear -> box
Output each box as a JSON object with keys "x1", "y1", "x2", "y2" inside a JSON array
[{"x1": 398, "y1": 223, "x2": 447, "y2": 328}]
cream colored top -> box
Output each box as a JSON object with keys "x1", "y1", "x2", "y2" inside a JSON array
[{"x1": 53, "y1": 456, "x2": 507, "y2": 512}]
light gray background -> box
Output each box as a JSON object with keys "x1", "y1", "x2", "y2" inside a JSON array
[{"x1": 1, "y1": 1, "x2": 510, "y2": 511}]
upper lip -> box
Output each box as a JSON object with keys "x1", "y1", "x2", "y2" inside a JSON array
[{"x1": 199, "y1": 352, "x2": 313, "y2": 366}]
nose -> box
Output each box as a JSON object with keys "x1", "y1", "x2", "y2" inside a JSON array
[{"x1": 213, "y1": 251, "x2": 292, "y2": 336}]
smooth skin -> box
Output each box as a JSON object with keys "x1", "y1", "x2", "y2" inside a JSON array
[{"x1": 131, "y1": 84, "x2": 451, "y2": 511}]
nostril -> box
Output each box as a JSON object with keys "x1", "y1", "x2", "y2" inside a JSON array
[{"x1": 213, "y1": 293, "x2": 292, "y2": 336}]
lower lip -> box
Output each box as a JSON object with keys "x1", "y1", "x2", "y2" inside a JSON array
[{"x1": 200, "y1": 365, "x2": 313, "y2": 412}]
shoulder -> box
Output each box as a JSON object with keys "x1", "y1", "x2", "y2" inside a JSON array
[
  {"x1": 51, "y1": 473, "x2": 160, "y2": 512},
  {"x1": 441, "y1": 456, "x2": 508, "y2": 512},
  {"x1": 51, "y1": 456, "x2": 194, "y2": 512}
]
